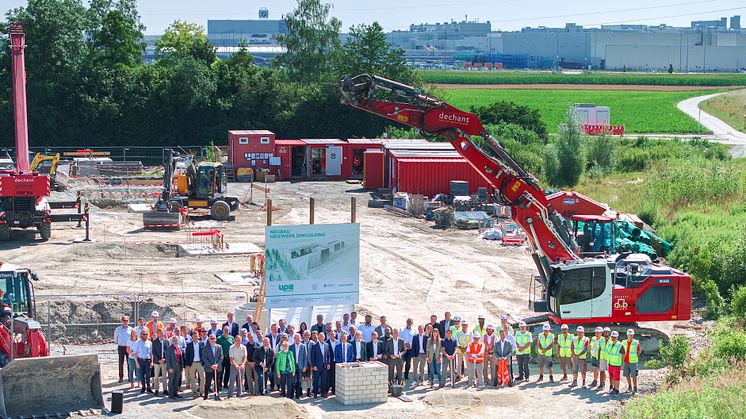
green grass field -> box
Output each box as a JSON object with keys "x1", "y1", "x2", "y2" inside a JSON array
[
  {"x1": 442, "y1": 89, "x2": 716, "y2": 133},
  {"x1": 422, "y1": 70, "x2": 746, "y2": 86},
  {"x1": 700, "y1": 89, "x2": 746, "y2": 134}
]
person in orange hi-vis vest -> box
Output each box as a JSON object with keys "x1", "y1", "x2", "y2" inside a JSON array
[
  {"x1": 466, "y1": 334, "x2": 484, "y2": 388},
  {"x1": 146, "y1": 311, "x2": 165, "y2": 340}
]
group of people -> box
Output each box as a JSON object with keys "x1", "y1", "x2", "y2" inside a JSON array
[{"x1": 112, "y1": 310, "x2": 643, "y2": 401}]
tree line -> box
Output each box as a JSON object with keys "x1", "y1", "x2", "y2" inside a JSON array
[{"x1": 0, "y1": 0, "x2": 416, "y2": 148}]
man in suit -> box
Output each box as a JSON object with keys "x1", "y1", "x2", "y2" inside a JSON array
[
  {"x1": 289, "y1": 333, "x2": 308, "y2": 399},
  {"x1": 151, "y1": 329, "x2": 169, "y2": 396},
  {"x1": 201, "y1": 334, "x2": 223, "y2": 400},
  {"x1": 310, "y1": 332, "x2": 331, "y2": 397},
  {"x1": 374, "y1": 316, "x2": 389, "y2": 339},
  {"x1": 222, "y1": 312, "x2": 240, "y2": 337},
  {"x1": 185, "y1": 330, "x2": 205, "y2": 398},
  {"x1": 385, "y1": 327, "x2": 406, "y2": 387},
  {"x1": 327, "y1": 330, "x2": 338, "y2": 394},
  {"x1": 367, "y1": 331, "x2": 384, "y2": 362},
  {"x1": 410, "y1": 325, "x2": 429, "y2": 386},
  {"x1": 166, "y1": 336, "x2": 184, "y2": 399},
  {"x1": 244, "y1": 333, "x2": 259, "y2": 395},
  {"x1": 335, "y1": 332, "x2": 354, "y2": 363},
  {"x1": 310, "y1": 314, "x2": 325, "y2": 334},
  {"x1": 253, "y1": 337, "x2": 274, "y2": 395},
  {"x1": 351, "y1": 330, "x2": 367, "y2": 361},
  {"x1": 493, "y1": 328, "x2": 515, "y2": 387},
  {"x1": 438, "y1": 311, "x2": 453, "y2": 338}
]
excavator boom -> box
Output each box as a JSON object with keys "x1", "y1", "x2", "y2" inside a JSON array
[{"x1": 340, "y1": 74, "x2": 578, "y2": 282}]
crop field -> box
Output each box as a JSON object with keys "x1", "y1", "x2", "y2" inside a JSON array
[
  {"x1": 441, "y1": 88, "x2": 717, "y2": 133},
  {"x1": 422, "y1": 70, "x2": 746, "y2": 86}
]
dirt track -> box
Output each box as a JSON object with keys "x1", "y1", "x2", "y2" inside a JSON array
[
  {"x1": 1, "y1": 180, "x2": 703, "y2": 418},
  {"x1": 432, "y1": 83, "x2": 736, "y2": 91}
]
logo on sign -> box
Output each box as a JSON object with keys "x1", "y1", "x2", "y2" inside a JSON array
[
  {"x1": 279, "y1": 284, "x2": 294, "y2": 292},
  {"x1": 613, "y1": 298, "x2": 629, "y2": 310},
  {"x1": 438, "y1": 111, "x2": 470, "y2": 125}
]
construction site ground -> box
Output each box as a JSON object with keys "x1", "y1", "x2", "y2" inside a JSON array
[{"x1": 1, "y1": 180, "x2": 705, "y2": 418}]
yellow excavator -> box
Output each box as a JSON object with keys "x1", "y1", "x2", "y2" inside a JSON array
[
  {"x1": 143, "y1": 149, "x2": 240, "y2": 228},
  {"x1": 29, "y1": 153, "x2": 65, "y2": 191}
]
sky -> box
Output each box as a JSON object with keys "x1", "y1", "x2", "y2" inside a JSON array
[{"x1": 3, "y1": 0, "x2": 746, "y2": 34}]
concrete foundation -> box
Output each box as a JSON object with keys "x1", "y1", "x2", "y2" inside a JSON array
[
  {"x1": 336, "y1": 361, "x2": 388, "y2": 405},
  {"x1": 177, "y1": 242, "x2": 262, "y2": 257}
]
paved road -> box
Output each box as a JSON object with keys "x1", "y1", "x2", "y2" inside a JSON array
[{"x1": 677, "y1": 92, "x2": 746, "y2": 157}]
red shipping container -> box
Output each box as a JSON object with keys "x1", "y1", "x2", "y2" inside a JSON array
[
  {"x1": 363, "y1": 150, "x2": 385, "y2": 189},
  {"x1": 394, "y1": 158, "x2": 490, "y2": 197}
]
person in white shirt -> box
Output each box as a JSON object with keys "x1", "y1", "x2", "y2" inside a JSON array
[
  {"x1": 358, "y1": 314, "x2": 376, "y2": 342},
  {"x1": 125, "y1": 329, "x2": 140, "y2": 388},
  {"x1": 132, "y1": 329, "x2": 153, "y2": 394},
  {"x1": 186, "y1": 330, "x2": 205, "y2": 398},
  {"x1": 399, "y1": 318, "x2": 415, "y2": 381},
  {"x1": 114, "y1": 315, "x2": 134, "y2": 383},
  {"x1": 133, "y1": 317, "x2": 146, "y2": 338},
  {"x1": 352, "y1": 331, "x2": 366, "y2": 361},
  {"x1": 341, "y1": 313, "x2": 353, "y2": 333}
]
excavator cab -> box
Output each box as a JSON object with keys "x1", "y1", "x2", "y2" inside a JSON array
[
  {"x1": 547, "y1": 261, "x2": 613, "y2": 321},
  {"x1": 0, "y1": 268, "x2": 34, "y2": 318},
  {"x1": 195, "y1": 162, "x2": 227, "y2": 198}
]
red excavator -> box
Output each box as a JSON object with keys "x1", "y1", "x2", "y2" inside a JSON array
[{"x1": 340, "y1": 74, "x2": 691, "y2": 351}]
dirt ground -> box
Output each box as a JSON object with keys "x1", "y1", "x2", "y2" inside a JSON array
[
  {"x1": 1, "y1": 180, "x2": 705, "y2": 418},
  {"x1": 432, "y1": 83, "x2": 736, "y2": 91}
]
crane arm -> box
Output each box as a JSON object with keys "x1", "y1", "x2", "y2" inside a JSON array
[{"x1": 340, "y1": 74, "x2": 579, "y2": 278}]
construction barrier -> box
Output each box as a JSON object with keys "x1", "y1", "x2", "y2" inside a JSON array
[{"x1": 583, "y1": 124, "x2": 625, "y2": 136}]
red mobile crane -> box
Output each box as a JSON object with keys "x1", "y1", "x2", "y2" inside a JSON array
[
  {"x1": 0, "y1": 22, "x2": 52, "y2": 241},
  {"x1": 340, "y1": 74, "x2": 691, "y2": 348}
]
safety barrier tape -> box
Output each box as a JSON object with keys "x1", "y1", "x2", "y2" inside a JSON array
[{"x1": 143, "y1": 223, "x2": 190, "y2": 228}]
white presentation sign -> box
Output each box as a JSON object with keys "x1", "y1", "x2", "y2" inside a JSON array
[{"x1": 264, "y1": 223, "x2": 360, "y2": 308}]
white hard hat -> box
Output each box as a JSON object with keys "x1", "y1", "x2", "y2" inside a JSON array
[
  {"x1": 603, "y1": 327, "x2": 611, "y2": 332},
  {"x1": 478, "y1": 314, "x2": 485, "y2": 319},
  {"x1": 453, "y1": 316, "x2": 461, "y2": 321},
  {"x1": 500, "y1": 315, "x2": 508, "y2": 320},
  {"x1": 576, "y1": 326, "x2": 585, "y2": 332},
  {"x1": 627, "y1": 329, "x2": 635, "y2": 336},
  {"x1": 611, "y1": 331, "x2": 619, "y2": 337},
  {"x1": 561, "y1": 324, "x2": 569, "y2": 330},
  {"x1": 487, "y1": 324, "x2": 495, "y2": 330},
  {"x1": 595, "y1": 327, "x2": 603, "y2": 333},
  {"x1": 210, "y1": 319, "x2": 218, "y2": 325},
  {"x1": 151, "y1": 311, "x2": 159, "y2": 317},
  {"x1": 462, "y1": 321, "x2": 469, "y2": 325},
  {"x1": 472, "y1": 333, "x2": 480, "y2": 339},
  {"x1": 519, "y1": 321, "x2": 527, "y2": 327},
  {"x1": 169, "y1": 318, "x2": 177, "y2": 324},
  {"x1": 542, "y1": 324, "x2": 551, "y2": 331}
]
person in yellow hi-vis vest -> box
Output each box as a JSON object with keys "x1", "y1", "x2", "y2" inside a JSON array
[
  {"x1": 536, "y1": 324, "x2": 555, "y2": 382},
  {"x1": 589, "y1": 326, "x2": 604, "y2": 388},
  {"x1": 622, "y1": 329, "x2": 642, "y2": 394},
  {"x1": 598, "y1": 326, "x2": 611, "y2": 391},
  {"x1": 514, "y1": 321, "x2": 533, "y2": 382},
  {"x1": 472, "y1": 315, "x2": 487, "y2": 337},
  {"x1": 556, "y1": 324, "x2": 573, "y2": 381},
  {"x1": 606, "y1": 331, "x2": 624, "y2": 395},
  {"x1": 454, "y1": 320, "x2": 471, "y2": 382},
  {"x1": 570, "y1": 326, "x2": 589, "y2": 387}
]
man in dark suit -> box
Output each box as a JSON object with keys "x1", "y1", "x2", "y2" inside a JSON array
[
  {"x1": 310, "y1": 314, "x2": 325, "y2": 334},
  {"x1": 351, "y1": 330, "x2": 367, "y2": 361},
  {"x1": 367, "y1": 331, "x2": 384, "y2": 362},
  {"x1": 185, "y1": 331, "x2": 205, "y2": 398},
  {"x1": 335, "y1": 332, "x2": 354, "y2": 363},
  {"x1": 289, "y1": 333, "x2": 308, "y2": 399},
  {"x1": 151, "y1": 329, "x2": 169, "y2": 396},
  {"x1": 327, "y1": 332, "x2": 338, "y2": 394},
  {"x1": 438, "y1": 311, "x2": 453, "y2": 338},
  {"x1": 310, "y1": 332, "x2": 331, "y2": 397},
  {"x1": 222, "y1": 312, "x2": 240, "y2": 337},
  {"x1": 201, "y1": 334, "x2": 223, "y2": 400},
  {"x1": 410, "y1": 325, "x2": 429, "y2": 385},
  {"x1": 385, "y1": 327, "x2": 406, "y2": 387},
  {"x1": 253, "y1": 337, "x2": 274, "y2": 395},
  {"x1": 166, "y1": 336, "x2": 184, "y2": 399},
  {"x1": 244, "y1": 333, "x2": 259, "y2": 395}
]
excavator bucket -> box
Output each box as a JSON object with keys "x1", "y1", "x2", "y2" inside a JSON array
[
  {"x1": 143, "y1": 210, "x2": 184, "y2": 229},
  {"x1": 0, "y1": 354, "x2": 104, "y2": 417}
]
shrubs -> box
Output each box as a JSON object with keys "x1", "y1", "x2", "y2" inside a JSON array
[
  {"x1": 731, "y1": 286, "x2": 746, "y2": 320},
  {"x1": 545, "y1": 114, "x2": 586, "y2": 187},
  {"x1": 586, "y1": 136, "x2": 616, "y2": 177},
  {"x1": 702, "y1": 279, "x2": 726, "y2": 319},
  {"x1": 470, "y1": 101, "x2": 548, "y2": 140},
  {"x1": 660, "y1": 335, "x2": 690, "y2": 370},
  {"x1": 713, "y1": 327, "x2": 746, "y2": 361}
]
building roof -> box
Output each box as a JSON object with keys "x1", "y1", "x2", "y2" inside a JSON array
[
  {"x1": 383, "y1": 142, "x2": 454, "y2": 151},
  {"x1": 301, "y1": 139, "x2": 346, "y2": 145},
  {"x1": 229, "y1": 130, "x2": 275, "y2": 136},
  {"x1": 389, "y1": 149, "x2": 462, "y2": 158},
  {"x1": 275, "y1": 139, "x2": 306, "y2": 146},
  {"x1": 395, "y1": 158, "x2": 467, "y2": 164}
]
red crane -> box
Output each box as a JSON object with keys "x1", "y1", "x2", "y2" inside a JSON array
[
  {"x1": 0, "y1": 22, "x2": 52, "y2": 241},
  {"x1": 340, "y1": 74, "x2": 691, "y2": 348}
]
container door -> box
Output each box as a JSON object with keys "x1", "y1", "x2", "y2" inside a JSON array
[{"x1": 326, "y1": 146, "x2": 342, "y2": 176}]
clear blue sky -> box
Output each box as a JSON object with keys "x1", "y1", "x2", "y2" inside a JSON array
[{"x1": 3, "y1": 0, "x2": 745, "y2": 34}]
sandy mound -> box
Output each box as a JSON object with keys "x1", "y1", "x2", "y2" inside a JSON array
[
  {"x1": 187, "y1": 397, "x2": 308, "y2": 419},
  {"x1": 422, "y1": 388, "x2": 529, "y2": 408}
]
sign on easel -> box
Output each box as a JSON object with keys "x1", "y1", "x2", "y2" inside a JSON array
[{"x1": 264, "y1": 223, "x2": 360, "y2": 308}]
